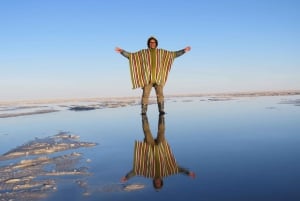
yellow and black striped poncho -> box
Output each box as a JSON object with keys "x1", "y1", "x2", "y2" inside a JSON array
[
  {"x1": 133, "y1": 140, "x2": 179, "y2": 178},
  {"x1": 129, "y1": 49, "x2": 176, "y2": 89}
]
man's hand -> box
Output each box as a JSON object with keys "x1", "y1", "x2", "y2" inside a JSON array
[
  {"x1": 121, "y1": 176, "x2": 128, "y2": 183},
  {"x1": 184, "y1": 46, "x2": 191, "y2": 52},
  {"x1": 115, "y1": 47, "x2": 123, "y2": 53},
  {"x1": 189, "y1": 171, "x2": 196, "y2": 179}
]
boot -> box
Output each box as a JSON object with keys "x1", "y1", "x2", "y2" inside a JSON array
[
  {"x1": 158, "y1": 102, "x2": 165, "y2": 115},
  {"x1": 141, "y1": 104, "x2": 148, "y2": 115}
]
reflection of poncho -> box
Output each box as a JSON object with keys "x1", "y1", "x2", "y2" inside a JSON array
[
  {"x1": 129, "y1": 49, "x2": 176, "y2": 89},
  {"x1": 133, "y1": 140, "x2": 179, "y2": 178}
]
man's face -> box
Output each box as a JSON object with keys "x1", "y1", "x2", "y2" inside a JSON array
[
  {"x1": 149, "y1": 40, "x2": 157, "y2": 49},
  {"x1": 154, "y1": 178, "x2": 162, "y2": 188}
]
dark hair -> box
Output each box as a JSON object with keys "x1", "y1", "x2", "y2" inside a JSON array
[{"x1": 147, "y1": 36, "x2": 158, "y2": 48}]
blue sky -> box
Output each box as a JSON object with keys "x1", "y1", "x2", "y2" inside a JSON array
[{"x1": 1, "y1": 0, "x2": 299, "y2": 101}]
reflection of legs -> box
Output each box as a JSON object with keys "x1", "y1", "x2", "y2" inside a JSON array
[
  {"x1": 141, "y1": 84, "x2": 153, "y2": 114},
  {"x1": 142, "y1": 114, "x2": 155, "y2": 145},
  {"x1": 154, "y1": 84, "x2": 165, "y2": 114},
  {"x1": 156, "y1": 114, "x2": 165, "y2": 144}
]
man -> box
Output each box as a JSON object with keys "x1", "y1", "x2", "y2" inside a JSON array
[
  {"x1": 115, "y1": 36, "x2": 191, "y2": 115},
  {"x1": 121, "y1": 114, "x2": 195, "y2": 190}
]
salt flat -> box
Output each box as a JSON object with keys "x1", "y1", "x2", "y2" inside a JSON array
[
  {"x1": 1, "y1": 92, "x2": 300, "y2": 201},
  {"x1": 1, "y1": 90, "x2": 299, "y2": 118}
]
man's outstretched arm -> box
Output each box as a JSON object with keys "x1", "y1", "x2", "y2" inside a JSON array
[
  {"x1": 174, "y1": 46, "x2": 191, "y2": 57},
  {"x1": 115, "y1": 47, "x2": 130, "y2": 58}
]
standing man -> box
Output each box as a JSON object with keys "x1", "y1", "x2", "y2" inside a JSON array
[{"x1": 115, "y1": 36, "x2": 191, "y2": 115}]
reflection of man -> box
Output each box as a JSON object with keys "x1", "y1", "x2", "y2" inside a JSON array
[{"x1": 121, "y1": 114, "x2": 195, "y2": 190}]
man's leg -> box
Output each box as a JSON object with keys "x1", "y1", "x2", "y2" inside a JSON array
[
  {"x1": 156, "y1": 114, "x2": 165, "y2": 144},
  {"x1": 154, "y1": 84, "x2": 165, "y2": 114},
  {"x1": 142, "y1": 114, "x2": 155, "y2": 145},
  {"x1": 141, "y1": 83, "x2": 152, "y2": 114}
]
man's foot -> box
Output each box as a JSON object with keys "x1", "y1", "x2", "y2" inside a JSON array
[{"x1": 158, "y1": 102, "x2": 165, "y2": 115}]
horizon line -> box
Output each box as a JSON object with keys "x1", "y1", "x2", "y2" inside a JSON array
[{"x1": 1, "y1": 89, "x2": 300, "y2": 105}]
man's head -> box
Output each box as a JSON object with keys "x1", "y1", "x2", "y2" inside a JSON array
[
  {"x1": 153, "y1": 178, "x2": 163, "y2": 190},
  {"x1": 147, "y1": 36, "x2": 158, "y2": 49}
]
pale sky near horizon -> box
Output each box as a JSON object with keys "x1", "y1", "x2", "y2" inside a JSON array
[{"x1": 1, "y1": 0, "x2": 299, "y2": 101}]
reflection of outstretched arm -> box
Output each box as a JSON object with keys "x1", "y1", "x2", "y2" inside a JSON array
[
  {"x1": 121, "y1": 170, "x2": 136, "y2": 182},
  {"x1": 178, "y1": 166, "x2": 196, "y2": 178}
]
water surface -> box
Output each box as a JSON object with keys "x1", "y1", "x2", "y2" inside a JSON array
[{"x1": 0, "y1": 95, "x2": 300, "y2": 201}]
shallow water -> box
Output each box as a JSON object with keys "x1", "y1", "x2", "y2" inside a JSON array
[{"x1": 0, "y1": 95, "x2": 300, "y2": 201}]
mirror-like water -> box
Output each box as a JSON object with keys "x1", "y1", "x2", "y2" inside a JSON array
[{"x1": 1, "y1": 95, "x2": 300, "y2": 201}]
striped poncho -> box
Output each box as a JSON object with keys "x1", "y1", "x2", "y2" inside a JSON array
[
  {"x1": 129, "y1": 49, "x2": 176, "y2": 89},
  {"x1": 132, "y1": 140, "x2": 179, "y2": 178}
]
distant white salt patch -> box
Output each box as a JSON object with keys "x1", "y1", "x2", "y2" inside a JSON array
[
  {"x1": 0, "y1": 105, "x2": 61, "y2": 118},
  {"x1": 279, "y1": 99, "x2": 300, "y2": 106}
]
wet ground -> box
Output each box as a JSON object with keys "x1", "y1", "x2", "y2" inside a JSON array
[{"x1": 1, "y1": 95, "x2": 300, "y2": 201}]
